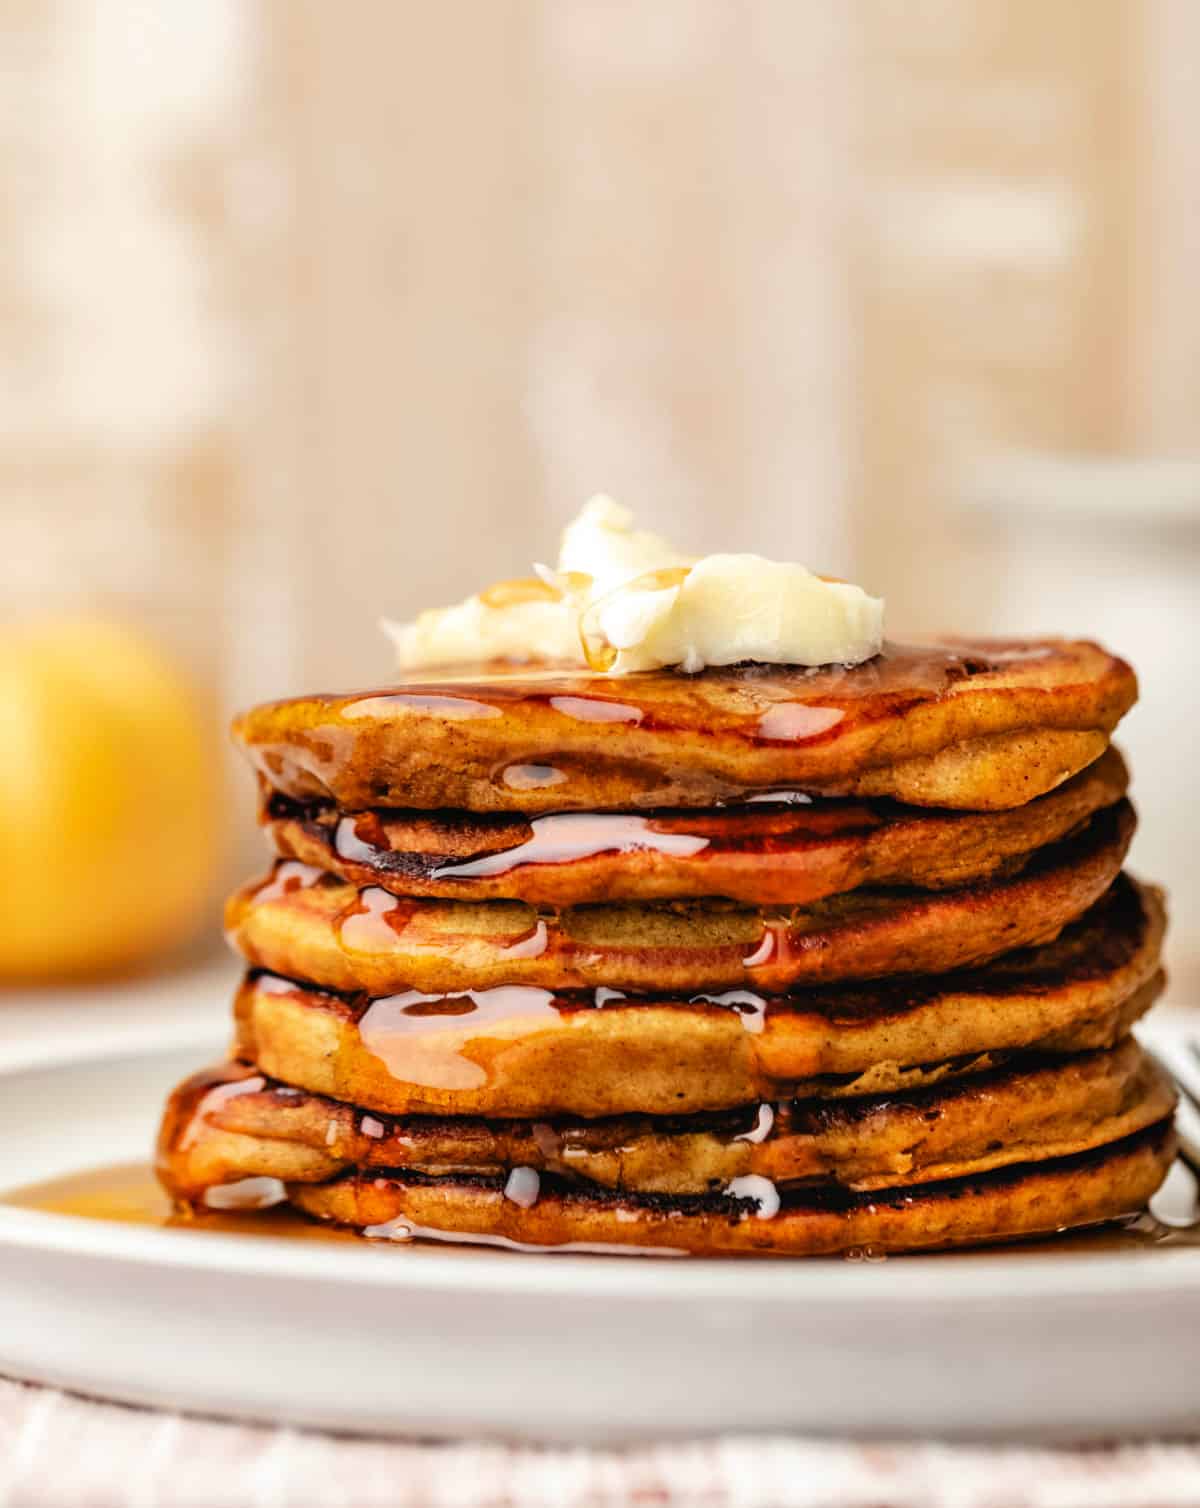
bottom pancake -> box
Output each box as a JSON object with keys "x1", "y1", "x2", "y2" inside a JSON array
[
  {"x1": 160, "y1": 1038, "x2": 1175, "y2": 1200},
  {"x1": 285, "y1": 1121, "x2": 1177, "y2": 1256}
]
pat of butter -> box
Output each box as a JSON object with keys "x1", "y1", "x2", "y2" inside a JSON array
[
  {"x1": 558, "y1": 494, "x2": 691, "y2": 595},
  {"x1": 384, "y1": 496, "x2": 883, "y2": 675},
  {"x1": 383, "y1": 579, "x2": 579, "y2": 669},
  {"x1": 587, "y1": 553, "x2": 883, "y2": 674}
]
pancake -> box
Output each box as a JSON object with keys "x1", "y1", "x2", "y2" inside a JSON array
[
  {"x1": 230, "y1": 875, "x2": 1164, "y2": 1118},
  {"x1": 232, "y1": 639, "x2": 1135, "y2": 814},
  {"x1": 262, "y1": 746, "x2": 1128, "y2": 908},
  {"x1": 160, "y1": 1039, "x2": 1174, "y2": 1203},
  {"x1": 225, "y1": 801, "x2": 1133, "y2": 997},
  {"x1": 284, "y1": 1120, "x2": 1176, "y2": 1256}
]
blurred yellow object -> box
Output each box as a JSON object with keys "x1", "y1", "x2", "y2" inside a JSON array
[{"x1": 0, "y1": 619, "x2": 221, "y2": 982}]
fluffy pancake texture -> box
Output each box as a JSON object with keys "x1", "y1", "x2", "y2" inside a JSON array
[
  {"x1": 229, "y1": 877, "x2": 1163, "y2": 1119},
  {"x1": 262, "y1": 747, "x2": 1128, "y2": 908},
  {"x1": 225, "y1": 802, "x2": 1133, "y2": 996},
  {"x1": 286, "y1": 1121, "x2": 1176, "y2": 1256},
  {"x1": 233, "y1": 639, "x2": 1135, "y2": 814},
  {"x1": 160, "y1": 1039, "x2": 1174, "y2": 1202}
]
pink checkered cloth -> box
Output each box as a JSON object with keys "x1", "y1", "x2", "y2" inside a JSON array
[{"x1": 1, "y1": 1379, "x2": 1199, "y2": 1508}]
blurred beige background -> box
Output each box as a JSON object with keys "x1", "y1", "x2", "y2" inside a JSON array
[{"x1": 1, "y1": 0, "x2": 1197, "y2": 985}]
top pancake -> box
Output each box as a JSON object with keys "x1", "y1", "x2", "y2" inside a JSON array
[{"x1": 233, "y1": 638, "x2": 1135, "y2": 814}]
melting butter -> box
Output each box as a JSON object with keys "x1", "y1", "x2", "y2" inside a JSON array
[{"x1": 383, "y1": 496, "x2": 883, "y2": 676}]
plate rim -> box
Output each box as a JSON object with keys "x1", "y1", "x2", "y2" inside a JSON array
[{"x1": 0, "y1": 1036, "x2": 1197, "y2": 1308}]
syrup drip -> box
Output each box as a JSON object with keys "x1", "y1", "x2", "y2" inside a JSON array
[
  {"x1": 335, "y1": 813, "x2": 392, "y2": 864},
  {"x1": 741, "y1": 931, "x2": 776, "y2": 968},
  {"x1": 500, "y1": 918, "x2": 549, "y2": 958},
  {"x1": 503, "y1": 1167, "x2": 541, "y2": 1209},
  {"x1": 202, "y1": 1176, "x2": 286, "y2": 1211},
  {"x1": 346, "y1": 693, "x2": 501, "y2": 721},
  {"x1": 548, "y1": 695, "x2": 643, "y2": 725},
  {"x1": 357, "y1": 985, "x2": 562, "y2": 1090},
  {"x1": 742, "y1": 920, "x2": 799, "y2": 976},
  {"x1": 501, "y1": 764, "x2": 568, "y2": 791},
  {"x1": 256, "y1": 972, "x2": 304, "y2": 996},
  {"x1": 360, "y1": 1214, "x2": 686, "y2": 1257},
  {"x1": 756, "y1": 704, "x2": 845, "y2": 742},
  {"x1": 336, "y1": 887, "x2": 414, "y2": 952},
  {"x1": 725, "y1": 1174, "x2": 781, "y2": 1220},
  {"x1": 180, "y1": 1073, "x2": 265, "y2": 1150},
  {"x1": 436, "y1": 813, "x2": 709, "y2": 880},
  {"x1": 691, "y1": 989, "x2": 767, "y2": 1033},
  {"x1": 735, "y1": 1105, "x2": 775, "y2": 1145},
  {"x1": 251, "y1": 861, "x2": 322, "y2": 906}
]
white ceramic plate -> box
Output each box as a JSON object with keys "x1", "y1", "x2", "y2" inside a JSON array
[{"x1": 0, "y1": 1029, "x2": 1197, "y2": 1444}]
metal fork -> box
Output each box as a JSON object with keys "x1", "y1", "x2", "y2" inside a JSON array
[{"x1": 1146, "y1": 1031, "x2": 1200, "y2": 1227}]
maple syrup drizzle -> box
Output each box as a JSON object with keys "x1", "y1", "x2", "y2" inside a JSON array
[
  {"x1": 742, "y1": 920, "x2": 802, "y2": 976},
  {"x1": 346, "y1": 693, "x2": 502, "y2": 721},
  {"x1": 336, "y1": 886, "x2": 413, "y2": 952},
  {"x1": 736, "y1": 1105, "x2": 776, "y2": 1144},
  {"x1": 501, "y1": 763, "x2": 569, "y2": 790},
  {"x1": 0, "y1": 1162, "x2": 357, "y2": 1242},
  {"x1": 359, "y1": 1212, "x2": 686, "y2": 1257},
  {"x1": 434, "y1": 813, "x2": 709, "y2": 880},
  {"x1": 756, "y1": 704, "x2": 844, "y2": 742},
  {"x1": 356, "y1": 985, "x2": 563, "y2": 1090},
  {"x1": 317, "y1": 800, "x2": 889, "y2": 898},
  {"x1": 335, "y1": 813, "x2": 391, "y2": 863},
  {"x1": 724, "y1": 1174, "x2": 781, "y2": 1219},
  {"x1": 544, "y1": 694, "x2": 643, "y2": 726},
  {"x1": 250, "y1": 860, "x2": 323, "y2": 905},
  {"x1": 179, "y1": 1074, "x2": 265, "y2": 1150},
  {"x1": 690, "y1": 989, "x2": 767, "y2": 1033}
]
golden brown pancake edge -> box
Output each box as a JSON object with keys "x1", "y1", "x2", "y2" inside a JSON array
[{"x1": 233, "y1": 639, "x2": 1136, "y2": 814}]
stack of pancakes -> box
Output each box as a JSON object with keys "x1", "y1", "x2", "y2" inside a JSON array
[{"x1": 159, "y1": 639, "x2": 1176, "y2": 1255}]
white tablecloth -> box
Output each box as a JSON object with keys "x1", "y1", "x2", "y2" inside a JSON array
[{"x1": 1, "y1": 1377, "x2": 1199, "y2": 1508}]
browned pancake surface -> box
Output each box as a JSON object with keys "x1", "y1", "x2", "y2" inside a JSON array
[
  {"x1": 285, "y1": 1122, "x2": 1176, "y2": 1256},
  {"x1": 230, "y1": 875, "x2": 1164, "y2": 1118},
  {"x1": 160, "y1": 1039, "x2": 1174, "y2": 1203},
  {"x1": 263, "y1": 747, "x2": 1127, "y2": 907},
  {"x1": 225, "y1": 802, "x2": 1133, "y2": 996},
  {"x1": 233, "y1": 639, "x2": 1135, "y2": 814}
]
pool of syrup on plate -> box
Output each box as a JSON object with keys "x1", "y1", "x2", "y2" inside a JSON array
[
  {"x1": 1, "y1": 1162, "x2": 356, "y2": 1243},
  {"x1": 3, "y1": 1159, "x2": 1198, "y2": 1257}
]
